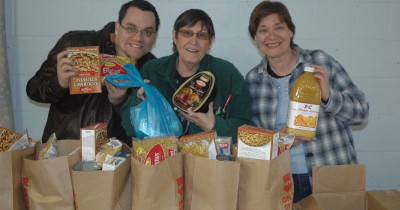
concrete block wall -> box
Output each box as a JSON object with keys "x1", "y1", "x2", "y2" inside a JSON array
[{"x1": 5, "y1": 0, "x2": 400, "y2": 191}]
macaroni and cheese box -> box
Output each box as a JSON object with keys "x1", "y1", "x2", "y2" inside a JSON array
[
  {"x1": 68, "y1": 46, "x2": 101, "y2": 94},
  {"x1": 100, "y1": 53, "x2": 136, "y2": 85}
]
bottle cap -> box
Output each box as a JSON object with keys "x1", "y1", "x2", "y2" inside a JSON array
[{"x1": 304, "y1": 67, "x2": 315, "y2": 72}]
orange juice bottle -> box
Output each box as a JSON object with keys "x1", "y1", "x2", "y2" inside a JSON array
[{"x1": 286, "y1": 67, "x2": 321, "y2": 138}]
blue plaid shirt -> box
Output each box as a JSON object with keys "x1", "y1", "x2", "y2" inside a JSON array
[{"x1": 245, "y1": 44, "x2": 369, "y2": 174}]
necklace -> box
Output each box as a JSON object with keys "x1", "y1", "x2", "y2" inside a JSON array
[{"x1": 267, "y1": 62, "x2": 291, "y2": 79}]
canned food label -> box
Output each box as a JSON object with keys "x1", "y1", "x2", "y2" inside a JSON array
[{"x1": 173, "y1": 71, "x2": 215, "y2": 112}]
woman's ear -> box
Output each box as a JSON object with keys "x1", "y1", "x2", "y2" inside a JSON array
[
  {"x1": 172, "y1": 30, "x2": 177, "y2": 43},
  {"x1": 209, "y1": 37, "x2": 215, "y2": 49}
]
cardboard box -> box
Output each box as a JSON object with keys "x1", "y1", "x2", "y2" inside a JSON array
[
  {"x1": 293, "y1": 164, "x2": 400, "y2": 210},
  {"x1": 237, "y1": 125, "x2": 279, "y2": 160},
  {"x1": 293, "y1": 164, "x2": 366, "y2": 210},
  {"x1": 68, "y1": 46, "x2": 101, "y2": 94},
  {"x1": 80, "y1": 123, "x2": 108, "y2": 162},
  {"x1": 367, "y1": 190, "x2": 400, "y2": 210}
]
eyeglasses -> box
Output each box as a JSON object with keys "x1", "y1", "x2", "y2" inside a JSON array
[
  {"x1": 120, "y1": 24, "x2": 155, "y2": 38},
  {"x1": 178, "y1": 29, "x2": 210, "y2": 40}
]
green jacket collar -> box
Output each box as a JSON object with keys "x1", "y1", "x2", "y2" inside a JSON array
[{"x1": 165, "y1": 52, "x2": 213, "y2": 76}]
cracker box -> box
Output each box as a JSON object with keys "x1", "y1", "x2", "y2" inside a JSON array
[
  {"x1": 237, "y1": 124, "x2": 279, "y2": 160},
  {"x1": 68, "y1": 46, "x2": 101, "y2": 94},
  {"x1": 102, "y1": 156, "x2": 126, "y2": 170},
  {"x1": 100, "y1": 53, "x2": 136, "y2": 85},
  {"x1": 80, "y1": 123, "x2": 108, "y2": 162}
]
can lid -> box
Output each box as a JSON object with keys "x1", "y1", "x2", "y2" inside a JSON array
[
  {"x1": 72, "y1": 161, "x2": 101, "y2": 171},
  {"x1": 304, "y1": 66, "x2": 315, "y2": 72},
  {"x1": 216, "y1": 154, "x2": 235, "y2": 161}
]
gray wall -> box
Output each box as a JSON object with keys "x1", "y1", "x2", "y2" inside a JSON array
[{"x1": 5, "y1": 0, "x2": 400, "y2": 191}]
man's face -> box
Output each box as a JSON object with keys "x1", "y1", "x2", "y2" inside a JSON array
[{"x1": 114, "y1": 7, "x2": 157, "y2": 59}]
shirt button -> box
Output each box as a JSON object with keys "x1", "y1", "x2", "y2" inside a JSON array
[{"x1": 306, "y1": 153, "x2": 313, "y2": 157}]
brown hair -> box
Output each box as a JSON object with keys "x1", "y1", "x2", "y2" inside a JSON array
[
  {"x1": 172, "y1": 9, "x2": 215, "y2": 52},
  {"x1": 248, "y1": 1, "x2": 295, "y2": 43},
  {"x1": 118, "y1": 0, "x2": 160, "y2": 31}
]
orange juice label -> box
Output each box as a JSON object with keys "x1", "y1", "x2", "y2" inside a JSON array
[{"x1": 287, "y1": 101, "x2": 319, "y2": 131}]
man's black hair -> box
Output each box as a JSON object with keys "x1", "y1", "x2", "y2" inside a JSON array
[{"x1": 118, "y1": 0, "x2": 160, "y2": 31}]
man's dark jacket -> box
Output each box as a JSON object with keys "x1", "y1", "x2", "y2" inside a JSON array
[{"x1": 26, "y1": 22, "x2": 155, "y2": 145}]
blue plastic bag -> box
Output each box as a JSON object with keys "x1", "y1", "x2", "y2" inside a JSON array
[{"x1": 106, "y1": 64, "x2": 183, "y2": 139}]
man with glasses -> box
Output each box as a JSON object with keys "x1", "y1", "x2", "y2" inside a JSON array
[{"x1": 26, "y1": 0, "x2": 159, "y2": 145}]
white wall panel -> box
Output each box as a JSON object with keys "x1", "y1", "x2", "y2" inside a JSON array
[{"x1": 5, "y1": 0, "x2": 400, "y2": 191}]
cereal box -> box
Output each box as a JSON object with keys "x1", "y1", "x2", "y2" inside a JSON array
[
  {"x1": 68, "y1": 46, "x2": 101, "y2": 94},
  {"x1": 100, "y1": 53, "x2": 136, "y2": 85},
  {"x1": 237, "y1": 124, "x2": 279, "y2": 160}
]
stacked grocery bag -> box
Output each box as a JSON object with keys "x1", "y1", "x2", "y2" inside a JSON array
[
  {"x1": 0, "y1": 127, "x2": 36, "y2": 210},
  {"x1": 0, "y1": 53, "x2": 297, "y2": 209},
  {"x1": 0, "y1": 125, "x2": 295, "y2": 210}
]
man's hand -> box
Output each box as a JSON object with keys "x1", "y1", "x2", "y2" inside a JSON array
[
  {"x1": 136, "y1": 79, "x2": 150, "y2": 100},
  {"x1": 178, "y1": 102, "x2": 215, "y2": 131},
  {"x1": 56, "y1": 50, "x2": 78, "y2": 88},
  {"x1": 105, "y1": 80, "x2": 128, "y2": 107}
]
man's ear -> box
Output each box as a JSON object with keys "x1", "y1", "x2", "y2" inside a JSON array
[{"x1": 115, "y1": 21, "x2": 120, "y2": 35}]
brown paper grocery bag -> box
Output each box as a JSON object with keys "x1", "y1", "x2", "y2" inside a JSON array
[
  {"x1": 72, "y1": 157, "x2": 132, "y2": 210},
  {"x1": 183, "y1": 153, "x2": 240, "y2": 210},
  {"x1": 21, "y1": 140, "x2": 80, "y2": 210},
  {"x1": 0, "y1": 146, "x2": 35, "y2": 210},
  {"x1": 237, "y1": 150, "x2": 294, "y2": 210},
  {"x1": 131, "y1": 152, "x2": 183, "y2": 210}
]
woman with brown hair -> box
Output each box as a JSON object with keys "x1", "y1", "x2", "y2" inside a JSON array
[{"x1": 246, "y1": 1, "x2": 369, "y2": 202}]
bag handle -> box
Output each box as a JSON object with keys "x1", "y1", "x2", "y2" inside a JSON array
[{"x1": 106, "y1": 64, "x2": 147, "y2": 88}]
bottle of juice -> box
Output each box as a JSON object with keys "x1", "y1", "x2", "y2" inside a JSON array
[{"x1": 286, "y1": 66, "x2": 321, "y2": 138}]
